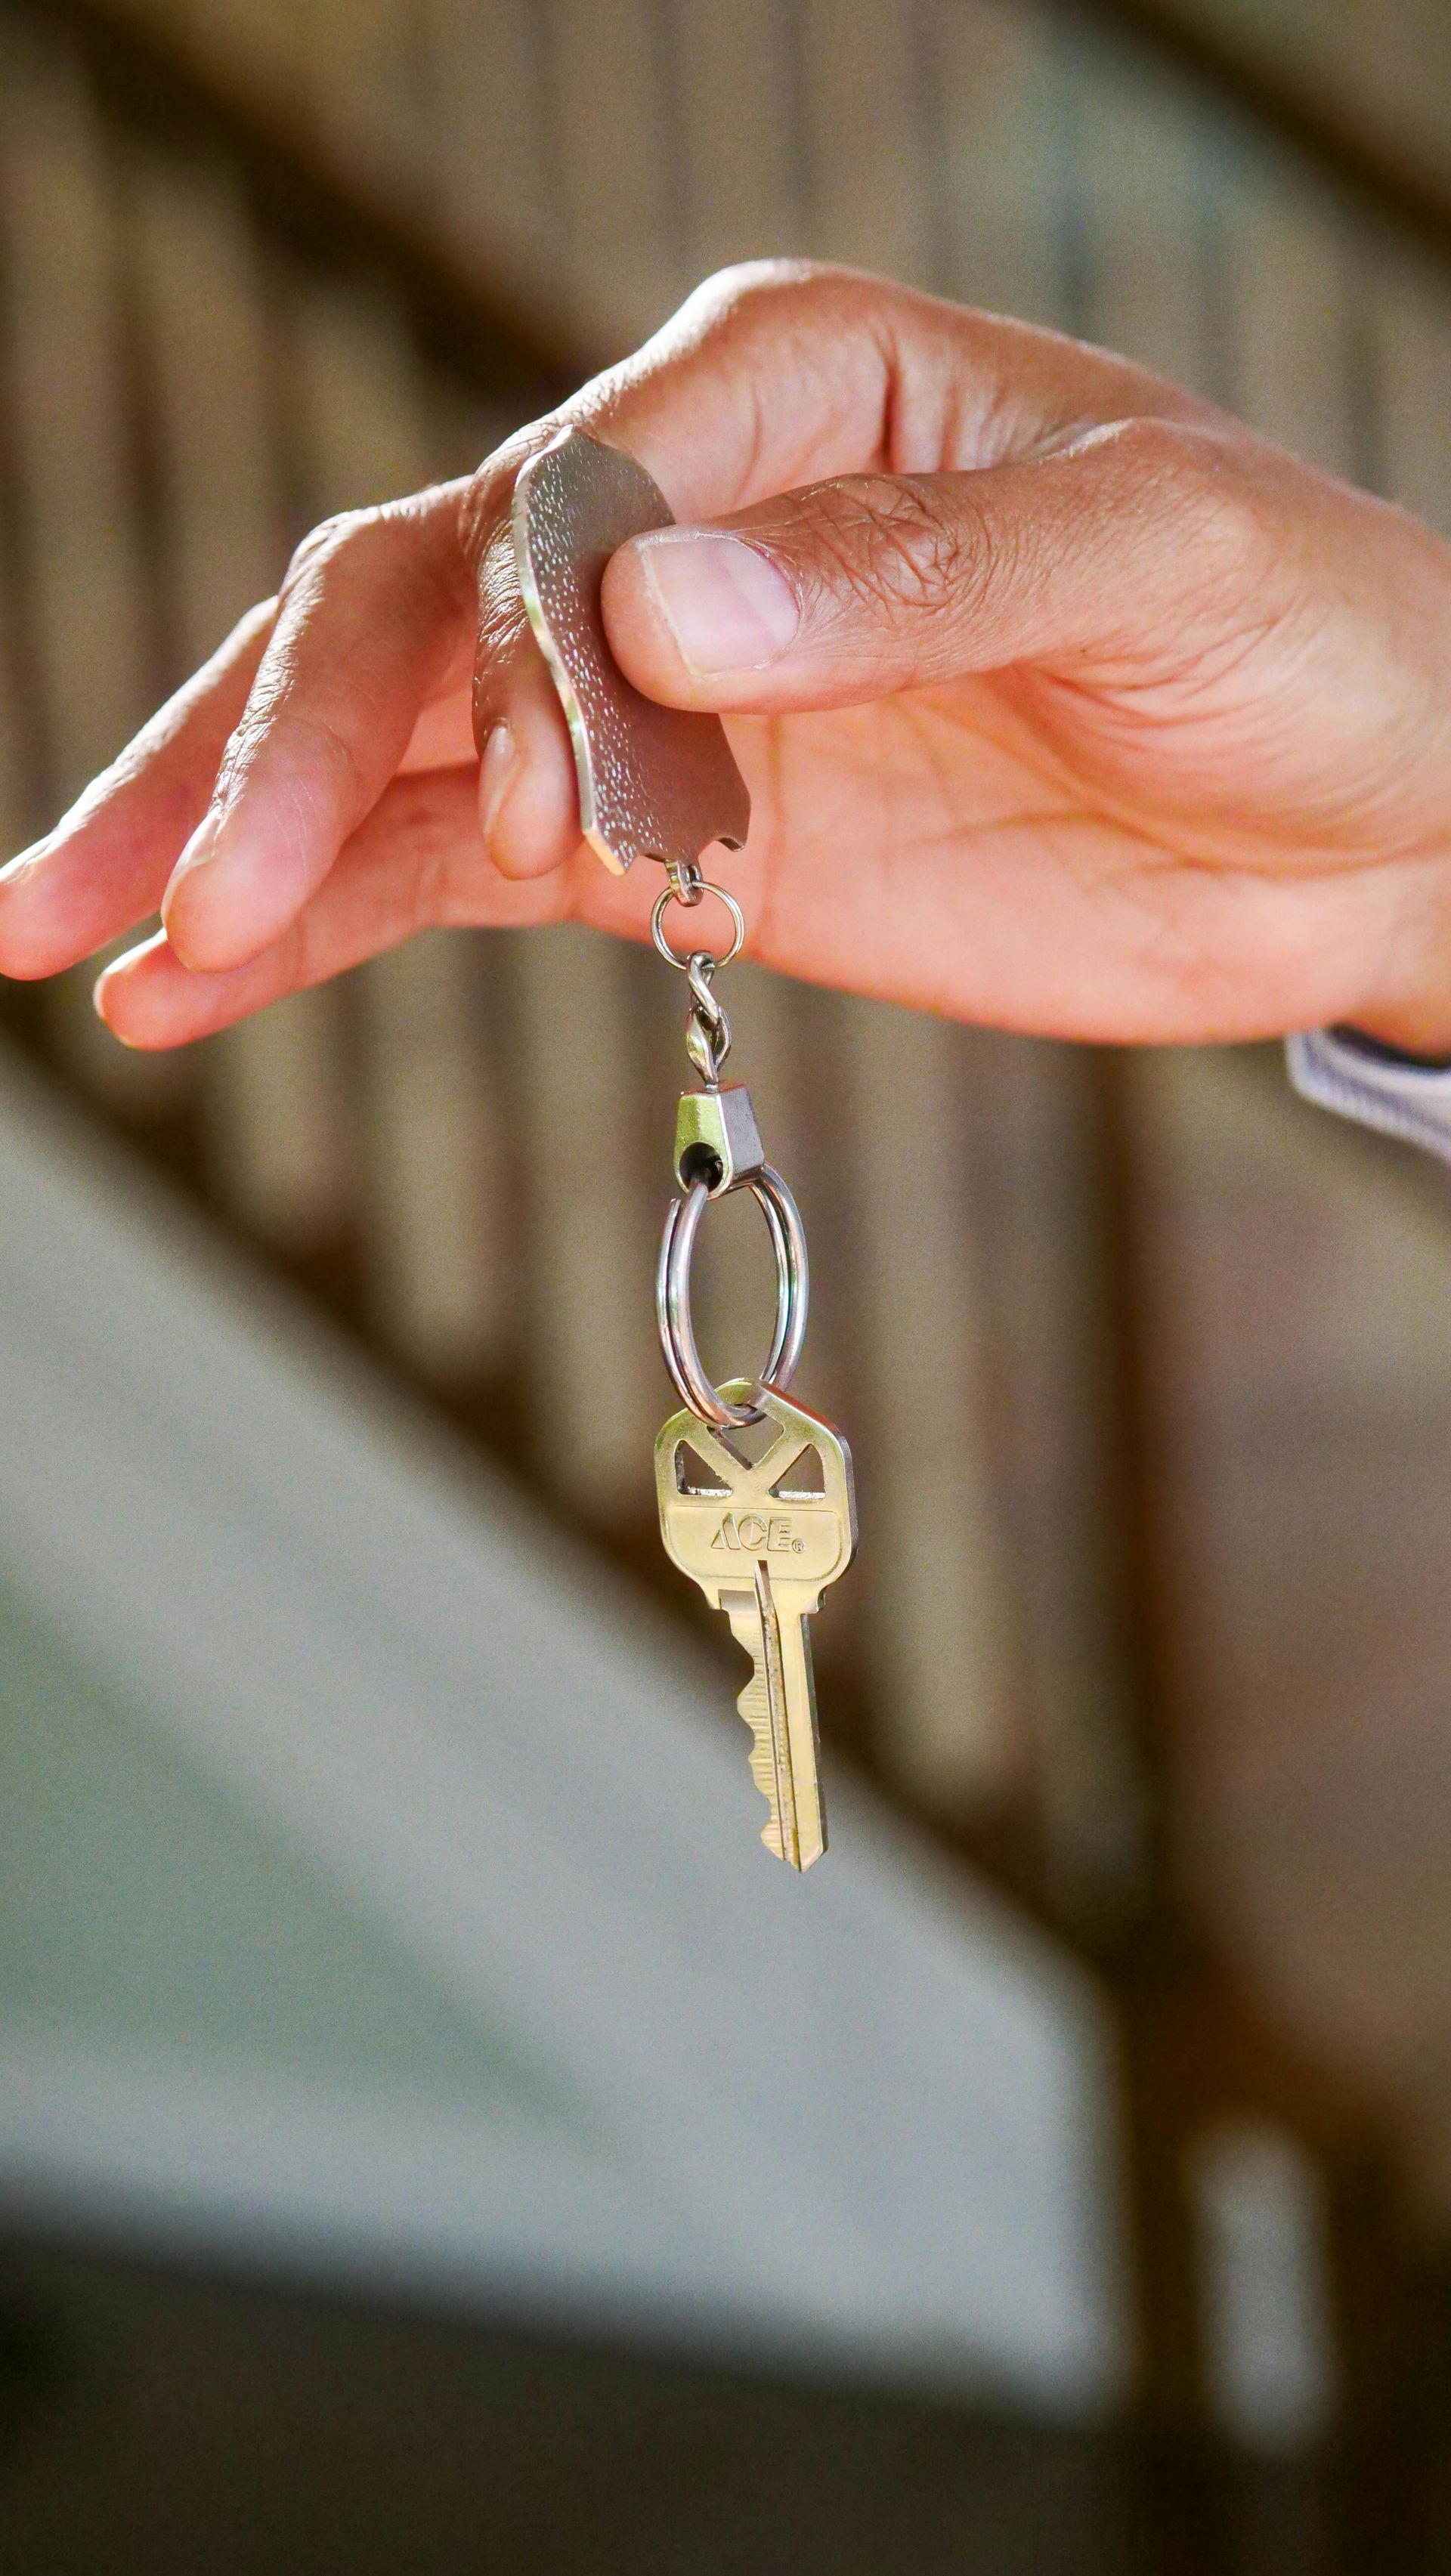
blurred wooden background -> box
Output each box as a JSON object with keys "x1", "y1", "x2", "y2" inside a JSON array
[{"x1": 6, "y1": 0, "x2": 1451, "y2": 2497}]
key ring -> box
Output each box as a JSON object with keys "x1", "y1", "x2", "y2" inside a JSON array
[
  {"x1": 657, "y1": 1164, "x2": 809, "y2": 1430},
  {"x1": 650, "y1": 871, "x2": 746, "y2": 973}
]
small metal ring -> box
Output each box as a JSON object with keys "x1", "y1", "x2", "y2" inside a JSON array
[
  {"x1": 656, "y1": 1166, "x2": 809, "y2": 1430},
  {"x1": 651, "y1": 876, "x2": 746, "y2": 976}
]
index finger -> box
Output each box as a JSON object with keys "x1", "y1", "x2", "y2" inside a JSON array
[{"x1": 162, "y1": 483, "x2": 475, "y2": 975}]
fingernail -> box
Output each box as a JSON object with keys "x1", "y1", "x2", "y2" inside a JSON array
[
  {"x1": 166, "y1": 807, "x2": 221, "y2": 895},
  {"x1": 636, "y1": 531, "x2": 800, "y2": 676},
  {"x1": 160, "y1": 812, "x2": 223, "y2": 953},
  {"x1": 92, "y1": 960, "x2": 129, "y2": 1037},
  {"x1": 479, "y1": 722, "x2": 516, "y2": 846},
  {"x1": 94, "y1": 936, "x2": 157, "y2": 1042}
]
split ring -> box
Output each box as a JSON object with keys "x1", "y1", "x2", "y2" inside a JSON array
[
  {"x1": 656, "y1": 1167, "x2": 809, "y2": 1430},
  {"x1": 651, "y1": 877, "x2": 746, "y2": 976}
]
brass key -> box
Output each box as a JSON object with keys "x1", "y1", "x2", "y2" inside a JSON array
[{"x1": 656, "y1": 1384, "x2": 856, "y2": 1870}]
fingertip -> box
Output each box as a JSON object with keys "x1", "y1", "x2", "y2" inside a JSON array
[
  {"x1": 600, "y1": 536, "x2": 690, "y2": 701},
  {"x1": 0, "y1": 840, "x2": 85, "y2": 982},
  {"x1": 159, "y1": 812, "x2": 225, "y2": 969},
  {"x1": 478, "y1": 698, "x2": 579, "y2": 881},
  {"x1": 160, "y1": 812, "x2": 289, "y2": 974},
  {"x1": 602, "y1": 527, "x2": 799, "y2": 705},
  {"x1": 94, "y1": 933, "x2": 170, "y2": 1047},
  {"x1": 95, "y1": 929, "x2": 219, "y2": 1052}
]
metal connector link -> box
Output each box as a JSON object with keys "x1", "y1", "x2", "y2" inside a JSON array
[{"x1": 673, "y1": 1084, "x2": 765, "y2": 1196}]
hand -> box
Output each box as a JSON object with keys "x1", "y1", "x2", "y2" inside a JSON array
[{"x1": 6, "y1": 259, "x2": 1451, "y2": 1055}]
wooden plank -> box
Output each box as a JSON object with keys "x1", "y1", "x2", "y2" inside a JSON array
[
  {"x1": 208, "y1": 264, "x2": 443, "y2": 1254},
  {"x1": 0, "y1": 25, "x2": 153, "y2": 808},
  {"x1": 1221, "y1": 155, "x2": 1360, "y2": 480},
  {"x1": 0, "y1": 362, "x2": 29, "y2": 860},
  {"x1": 288, "y1": 268, "x2": 435, "y2": 508},
  {"x1": 0, "y1": 586, "x2": 25, "y2": 863},
  {"x1": 286, "y1": 271, "x2": 509, "y2": 1325},
  {"x1": 546, "y1": 0, "x2": 695, "y2": 347},
  {"x1": 419, "y1": 0, "x2": 561, "y2": 308},
  {"x1": 126, "y1": 150, "x2": 357, "y2": 1240},
  {"x1": 428, "y1": 373, "x2": 526, "y2": 487},
  {"x1": 927, "y1": 0, "x2": 1065, "y2": 326},
  {"x1": 669, "y1": 0, "x2": 804, "y2": 277},
  {"x1": 205, "y1": 985, "x2": 353, "y2": 1247},
  {"x1": 1069, "y1": 36, "x2": 1217, "y2": 394},
  {"x1": 172, "y1": 0, "x2": 314, "y2": 107},
  {"x1": 838, "y1": 996, "x2": 1023, "y2": 1810},
  {"x1": 361, "y1": 928, "x2": 512, "y2": 1380},
  {"x1": 1372, "y1": 239, "x2": 1451, "y2": 537},
  {"x1": 308, "y1": 0, "x2": 424, "y2": 186},
  {"x1": 128, "y1": 147, "x2": 302, "y2": 1195},
  {"x1": 0, "y1": 22, "x2": 181, "y2": 1114},
  {"x1": 795, "y1": 0, "x2": 939, "y2": 291},
  {"x1": 987, "y1": 1037, "x2": 1145, "y2": 1905},
  {"x1": 508, "y1": 923, "x2": 661, "y2": 1519},
  {"x1": 127, "y1": 154, "x2": 285, "y2": 676}
]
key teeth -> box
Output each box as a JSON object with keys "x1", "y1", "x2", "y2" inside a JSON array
[
  {"x1": 718, "y1": 1583, "x2": 826, "y2": 1872},
  {"x1": 738, "y1": 1674, "x2": 796, "y2": 1868},
  {"x1": 760, "y1": 1813, "x2": 825, "y2": 1872},
  {"x1": 738, "y1": 1678, "x2": 825, "y2": 1869}
]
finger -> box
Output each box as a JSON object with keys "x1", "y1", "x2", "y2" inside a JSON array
[
  {"x1": 162, "y1": 483, "x2": 474, "y2": 976},
  {"x1": 600, "y1": 416, "x2": 1286, "y2": 714},
  {"x1": 96, "y1": 766, "x2": 601, "y2": 1047},
  {"x1": 0, "y1": 599, "x2": 275, "y2": 978},
  {"x1": 469, "y1": 263, "x2": 1209, "y2": 549},
  {"x1": 468, "y1": 501, "x2": 582, "y2": 882},
  {"x1": 396, "y1": 635, "x2": 478, "y2": 772}
]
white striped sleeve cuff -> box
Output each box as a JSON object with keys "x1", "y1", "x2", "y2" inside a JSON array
[{"x1": 1286, "y1": 1028, "x2": 1451, "y2": 1165}]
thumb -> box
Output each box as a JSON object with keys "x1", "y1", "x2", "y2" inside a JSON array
[{"x1": 601, "y1": 416, "x2": 1275, "y2": 711}]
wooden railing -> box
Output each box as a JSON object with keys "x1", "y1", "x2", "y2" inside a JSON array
[{"x1": 5, "y1": 0, "x2": 1451, "y2": 2499}]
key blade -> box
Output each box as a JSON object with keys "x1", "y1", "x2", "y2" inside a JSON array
[
  {"x1": 774, "y1": 1585, "x2": 828, "y2": 1870},
  {"x1": 721, "y1": 1578, "x2": 803, "y2": 1870},
  {"x1": 512, "y1": 428, "x2": 750, "y2": 876},
  {"x1": 721, "y1": 1569, "x2": 828, "y2": 1872}
]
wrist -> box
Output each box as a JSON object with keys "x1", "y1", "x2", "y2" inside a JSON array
[{"x1": 1339, "y1": 998, "x2": 1451, "y2": 1068}]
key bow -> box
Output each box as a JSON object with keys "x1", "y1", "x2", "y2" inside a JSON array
[{"x1": 654, "y1": 1389, "x2": 855, "y2": 1605}]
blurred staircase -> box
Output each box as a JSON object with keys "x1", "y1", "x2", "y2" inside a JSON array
[{"x1": 6, "y1": 0, "x2": 1451, "y2": 2519}]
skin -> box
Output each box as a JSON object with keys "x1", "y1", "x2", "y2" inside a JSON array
[{"x1": 4, "y1": 259, "x2": 1451, "y2": 1056}]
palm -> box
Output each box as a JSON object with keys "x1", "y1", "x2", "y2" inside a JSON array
[{"x1": 577, "y1": 663, "x2": 1405, "y2": 1046}]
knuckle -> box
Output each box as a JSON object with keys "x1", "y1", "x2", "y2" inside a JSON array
[
  {"x1": 286, "y1": 703, "x2": 368, "y2": 806},
  {"x1": 282, "y1": 505, "x2": 384, "y2": 594},
  {"x1": 1109, "y1": 416, "x2": 1277, "y2": 590},
  {"x1": 806, "y1": 475, "x2": 992, "y2": 628},
  {"x1": 687, "y1": 255, "x2": 847, "y2": 334},
  {"x1": 700, "y1": 255, "x2": 827, "y2": 307}
]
